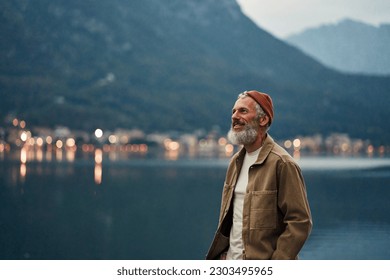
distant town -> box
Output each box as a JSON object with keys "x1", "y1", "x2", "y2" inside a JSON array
[{"x1": 1, "y1": 116, "x2": 389, "y2": 165}]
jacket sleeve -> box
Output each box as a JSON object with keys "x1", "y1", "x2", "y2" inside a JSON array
[{"x1": 271, "y1": 161, "x2": 312, "y2": 260}]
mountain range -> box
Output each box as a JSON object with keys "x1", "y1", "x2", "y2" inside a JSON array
[
  {"x1": 1, "y1": 0, "x2": 390, "y2": 145},
  {"x1": 285, "y1": 19, "x2": 390, "y2": 75}
]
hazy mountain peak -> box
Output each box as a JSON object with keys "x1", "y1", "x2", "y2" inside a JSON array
[{"x1": 286, "y1": 18, "x2": 390, "y2": 75}]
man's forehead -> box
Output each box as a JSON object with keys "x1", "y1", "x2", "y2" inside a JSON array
[{"x1": 233, "y1": 96, "x2": 256, "y2": 109}]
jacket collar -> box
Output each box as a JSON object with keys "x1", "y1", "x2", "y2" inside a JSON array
[{"x1": 235, "y1": 133, "x2": 275, "y2": 166}]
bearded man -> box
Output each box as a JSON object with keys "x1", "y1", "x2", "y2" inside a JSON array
[{"x1": 206, "y1": 90, "x2": 312, "y2": 260}]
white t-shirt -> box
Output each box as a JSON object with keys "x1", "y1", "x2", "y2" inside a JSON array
[{"x1": 226, "y1": 147, "x2": 261, "y2": 260}]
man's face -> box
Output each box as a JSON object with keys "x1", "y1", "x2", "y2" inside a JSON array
[
  {"x1": 231, "y1": 97, "x2": 258, "y2": 132},
  {"x1": 228, "y1": 97, "x2": 260, "y2": 145}
]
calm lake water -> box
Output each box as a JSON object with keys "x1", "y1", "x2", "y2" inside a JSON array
[{"x1": 1, "y1": 153, "x2": 390, "y2": 260}]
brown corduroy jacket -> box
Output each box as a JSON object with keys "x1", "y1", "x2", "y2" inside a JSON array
[{"x1": 206, "y1": 134, "x2": 312, "y2": 260}]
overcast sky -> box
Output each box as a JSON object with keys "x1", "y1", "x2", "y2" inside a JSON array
[{"x1": 236, "y1": 0, "x2": 390, "y2": 38}]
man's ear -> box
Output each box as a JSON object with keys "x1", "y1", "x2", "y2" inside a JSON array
[{"x1": 259, "y1": 115, "x2": 269, "y2": 127}]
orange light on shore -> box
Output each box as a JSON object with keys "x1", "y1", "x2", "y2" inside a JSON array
[
  {"x1": 19, "y1": 120, "x2": 26, "y2": 129},
  {"x1": 20, "y1": 131, "x2": 28, "y2": 142},
  {"x1": 12, "y1": 118, "x2": 19, "y2": 127},
  {"x1": 66, "y1": 138, "x2": 76, "y2": 148},
  {"x1": 218, "y1": 137, "x2": 227, "y2": 146},
  {"x1": 164, "y1": 139, "x2": 180, "y2": 151},
  {"x1": 108, "y1": 135, "x2": 117, "y2": 144},
  {"x1": 139, "y1": 144, "x2": 148, "y2": 153},
  {"x1": 225, "y1": 144, "x2": 234, "y2": 156},
  {"x1": 36, "y1": 137, "x2": 44, "y2": 147},
  {"x1": 367, "y1": 145, "x2": 374, "y2": 154},
  {"x1": 95, "y1": 129, "x2": 103, "y2": 138},
  {"x1": 56, "y1": 140, "x2": 63, "y2": 149},
  {"x1": 284, "y1": 140, "x2": 292, "y2": 149},
  {"x1": 293, "y1": 138, "x2": 301, "y2": 150}
]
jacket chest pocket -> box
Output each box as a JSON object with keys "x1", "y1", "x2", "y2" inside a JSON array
[{"x1": 249, "y1": 190, "x2": 277, "y2": 230}]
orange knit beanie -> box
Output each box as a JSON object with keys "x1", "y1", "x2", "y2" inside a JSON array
[{"x1": 245, "y1": 90, "x2": 274, "y2": 124}]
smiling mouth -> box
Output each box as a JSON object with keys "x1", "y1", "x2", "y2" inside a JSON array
[{"x1": 232, "y1": 121, "x2": 246, "y2": 130}]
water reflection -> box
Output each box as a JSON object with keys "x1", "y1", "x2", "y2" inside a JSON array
[
  {"x1": 165, "y1": 150, "x2": 179, "y2": 161},
  {"x1": 20, "y1": 147, "x2": 27, "y2": 163},
  {"x1": 56, "y1": 149, "x2": 63, "y2": 161},
  {"x1": 20, "y1": 163, "x2": 26, "y2": 181},
  {"x1": 36, "y1": 148, "x2": 43, "y2": 162},
  {"x1": 94, "y1": 164, "x2": 102, "y2": 185},
  {"x1": 94, "y1": 149, "x2": 103, "y2": 185},
  {"x1": 1, "y1": 150, "x2": 390, "y2": 259},
  {"x1": 301, "y1": 222, "x2": 390, "y2": 260},
  {"x1": 3, "y1": 139, "x2": 236, "y2": 186}
]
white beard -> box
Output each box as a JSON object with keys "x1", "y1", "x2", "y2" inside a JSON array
[{"x1": 227, "y1": 123, "x2": 258, "y2": 145}]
